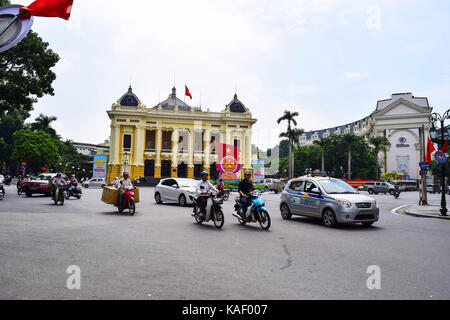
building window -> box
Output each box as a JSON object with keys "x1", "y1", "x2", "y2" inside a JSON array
[
  {"x1": 210, "y1": 133, "x2": 220, "y2": 154},
  {"x1": 123, "y1": 134, "x2": 132, "y2": 151},
  {"x1": 195, "y1": 132, "x2": 204, "y2": 153},
  {"x1": 162, "y1": 131, "x2": 172, "y2": 151},
  {"x1": 145, "y1": 130, "x2": 156, "y2": 151}
]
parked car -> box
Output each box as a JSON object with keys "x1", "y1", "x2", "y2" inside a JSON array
[
  {"x1": 258, "y1": 178, "x2": 284, "y2": 193},
  {"x1": 280, "y1": 176, "x2": 379, "y2": 227},
  {"x1": 82, "y1": 178, "x2": 106, "y2": 188},
  {"x1": 154, "y1": 178, "x2": 199, "y2": 206},
  {"x1": 363, "y1": 182, "x2": 395, "y2": 195}
]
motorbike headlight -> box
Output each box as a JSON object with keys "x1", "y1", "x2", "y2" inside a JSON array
[{"x1": 338, "y1": 199, "x2": 352, "y2": 209}]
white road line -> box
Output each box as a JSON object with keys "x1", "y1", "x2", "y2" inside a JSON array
[{"x1": 391, "y1": 205, "x2": 408, "y2": 216}]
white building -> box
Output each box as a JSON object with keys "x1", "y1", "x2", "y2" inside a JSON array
[{"x1": 299, "y1": 93, "x2": 432, "y2": 179}]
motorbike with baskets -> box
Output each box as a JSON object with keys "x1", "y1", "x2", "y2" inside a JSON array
[
  {"x1": 116, "y1": 185, "x2": 136, "y2": 215},
  {"x1": 232, "y1": 190, "x2": 271, "y2": 230},
  {"x1": 190, "y1": 188, "x2": 224, "y2": 229}
]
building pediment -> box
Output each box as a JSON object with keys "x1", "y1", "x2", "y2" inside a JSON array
[{"x1": 375, "y1": 98, "x2": 430, "y2": 118}]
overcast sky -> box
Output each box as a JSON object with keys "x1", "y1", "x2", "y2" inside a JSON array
[{"x1": 23, "y1": 0, "x2": 450, "y2": 150}]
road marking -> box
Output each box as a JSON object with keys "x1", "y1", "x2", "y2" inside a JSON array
[{"x1": 391, "y1": 205, "x2": 408, "y2": 216}]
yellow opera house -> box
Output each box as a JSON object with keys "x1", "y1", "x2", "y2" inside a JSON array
[{"x1": 106, "y1": 86, "x2": 257, "y2": 183}]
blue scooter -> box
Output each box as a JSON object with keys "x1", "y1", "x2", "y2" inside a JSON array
[
  {"x1": 232, "y1": 190, "x2": 271, "y2": 230},
  {"x1": 66, "y1": 183, "x2": 82, "y2": 199}
]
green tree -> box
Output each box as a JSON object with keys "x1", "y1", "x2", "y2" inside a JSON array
[
  {"x1": 0, "y1": 25, "x2": 59, "y2": 114},
  {"x1": 279, "y1": 139, "x2": 289, "y2": 158},
  {"x1": 313, "y1": 137, "x2": 329, "y2": 172},
  {"x1": 11, "y1": 129, "x2": 59, "y2": 174},
  {"x1": 0, "y1": 109, "x2": 29, "y2": 171},
  {"x1": 369, "y1": 136, "x2": 391, "y2": 180},
  {"x1": 341, "y1": 134, "x2": 360, "y2": 180},
  {"x1": 277, "y1": 110, "x2": 300, "y2": 179},
  {"x1": 30, "y1": 113, "x2": 59, "y2": 139}
]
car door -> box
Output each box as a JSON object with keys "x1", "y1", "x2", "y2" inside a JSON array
[
  {"x1": 301, "y1": 180, "x2": 322, "y2": 216},
  {"x1": 285, "y1": 180, "x2": 304, "y2": 214},
  {"x1": 160, "y1": 179, "x2": 175, "y2": 201}
]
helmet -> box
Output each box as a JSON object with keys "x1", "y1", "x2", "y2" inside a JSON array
[
  {"x1": 71, "y1": 174, "x2": 75, "y2": 178},
  {"x1": 200, "y1": 171, "x2": 208, "y2": 176},
  {"x1": 56, "y1": 173, "x2": 61, "y2": 177},
  {"x1": 245, "y1": 171, "x2": 252, "y2": 176},
  {"x1": 123, "y1": 171, "x2": 129, "y2": 176}
]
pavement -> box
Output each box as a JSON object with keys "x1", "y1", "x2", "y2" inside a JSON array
[
  {"x1": 403, "y1": 205, "x2": 450, "y2": 220},
  {"x1": 0, "y1": 185, "x2": 449, "y2": 299}
]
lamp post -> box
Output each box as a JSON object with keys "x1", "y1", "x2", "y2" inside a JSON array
[{"x1": 429, "y1": 109, "x2": 450, "y2": 216}]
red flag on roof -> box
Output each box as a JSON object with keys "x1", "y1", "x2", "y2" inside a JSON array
[
  {"x1": 426, "y1": 137, "x2": 435, "y2": 164},
  {"x1": 185, "y1": 85, "x2": 192, "y2": 99},
  {"x1": 20, "y1": 0, "x2": 74, "y2": 20}
]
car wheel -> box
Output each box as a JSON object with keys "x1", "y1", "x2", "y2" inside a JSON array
[
  {"x1": 322, "y1": 208, "x2": 337, "y2": 227},
  {"x1": 280, "y1": 203, "x2": 292, "y2": 220},
  {"x1": 155, "y1": 192, "x2": 162, "y2": 204},
  {"x1": 368, "y1": 189, "x2": 374, "y2": 194},
  {"x1": 84, "y1": 184, "x2": 89, "y2": 188},
  {"x1": 389, "y1": 190, "x2": 394, "y2": 195},
  {"x1": 179, "y1": 194, "x2": 187, "y2": 207}
]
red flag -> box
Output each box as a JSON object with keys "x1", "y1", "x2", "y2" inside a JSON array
[
  {"x1": 185, "y1": 85, "x2": 192, "y2": 99},
  {"x1": 442, "y1": 138, "x2": 448, "y2": 154},
  {"x1": 426, "y1": 137, "x2": 435, "y2": 164},
  {"x1": 20, "y1": 0, "x2": 74, "y2": 20}
]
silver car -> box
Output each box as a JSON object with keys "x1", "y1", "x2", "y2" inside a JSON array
[
  {"x1": 154, "y1": 178, "x2": 199, "y2": 206},
  {"x1": 280, "y1": 176, "x2": 379, "y2": 227},
  {"x1": 82, "y1": 178, "x2": 106, "y2": 188}
]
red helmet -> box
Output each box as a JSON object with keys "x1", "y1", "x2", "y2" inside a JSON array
[{"x1": 123, "y1": 171, "x2": 129, "y2": 175}]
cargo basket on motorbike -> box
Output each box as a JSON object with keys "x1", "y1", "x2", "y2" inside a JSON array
[{"x1": 101, "y1": 187, "x2": 140, "y2": 204}]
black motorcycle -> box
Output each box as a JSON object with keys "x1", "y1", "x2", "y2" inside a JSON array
[
  {"x1": 66, "y1": 182, "x2": 82, "y2": 199},
  {"x1": 189, "y1": 191, "x2": 224, "y2": 229},
  {"x1": 0, "y1": 182, "x2": 5, "y2": 201},
  {"x1": 393, "y1": 185, "x2": 402, "y2": 199},
  {"x1": 53, "y1": 183, "x2": 66, "y2": 205},
  {"x1": 17, "y1": 180, "x2": 25, "y2": 195}
]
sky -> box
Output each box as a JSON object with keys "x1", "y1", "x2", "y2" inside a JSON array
[{"x1": 21, "y1": 0, "x2": 450, "y2": 150}]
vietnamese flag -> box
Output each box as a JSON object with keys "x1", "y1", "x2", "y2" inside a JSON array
[
  {"x1": 185, "y1": 85, "x2": 192, "y2": 99},
  {"x1": 442, "y1": 138, "x2": 448, "y2": 154},
  {"x1": 426, "y1": 137, "x2": 436, "y2": 164},
  {"x1": 20, "y1": 0, "x2": 74, "y2": 20}
]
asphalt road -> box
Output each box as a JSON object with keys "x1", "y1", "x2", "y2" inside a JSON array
[{"x1": 0, "y1": 184, "x2": 449, "y2": 300}]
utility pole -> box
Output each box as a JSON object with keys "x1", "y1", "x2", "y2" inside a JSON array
[{"x1": 420, "y1": 124, "x2": 428, "y2": 205}]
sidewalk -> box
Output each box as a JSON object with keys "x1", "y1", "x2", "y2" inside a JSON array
[{"x1": 403, "y1": 204, "x2": 450, "y2": 220}]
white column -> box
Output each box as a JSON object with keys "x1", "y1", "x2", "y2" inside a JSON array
[
  {"x1": 156, "y1": 126, "x2": 162, "y2": 166},
  {"x1": 204, "y1": 128, "x2": 211, "y2": 168},
  {"x1": 245, "y1": 130, "x2": 252, "y2": 168},
  {"x1": 134, "y1": 125, "x2": 145, "y2": 166},
  {"x1": 172, "y1": 128, "x2": 179, "y2": 167},
  {"x1": 109, "y1": 124, "x2": 117, "y2": 164}
]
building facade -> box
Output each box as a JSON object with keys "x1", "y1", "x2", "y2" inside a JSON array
[
  {"x1": 106, "y1": 86, "x2": 257, "y2": 182},
  {"x1": 297, "y1": 93, "x2": 433, "y2": 180}
]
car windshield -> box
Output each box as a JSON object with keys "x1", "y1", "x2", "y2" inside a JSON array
[
  {"x1": 179, "y1": 180, "x2": 198, "y2": 187},
  {"x1": 318, "y1": 179, "x2": 358, "y2": 194}
]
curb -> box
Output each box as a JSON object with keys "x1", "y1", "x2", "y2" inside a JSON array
[{"x1": 403, "y1": 206, "x2": 450, "y2": 220}]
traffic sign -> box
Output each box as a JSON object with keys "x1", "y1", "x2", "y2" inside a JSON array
[
  {"x1": 435, "y1": 151, "x2": 447, "y2": 164},
  {"x1": 419, "y1": 162, "x2": 430, "y2": 170}
]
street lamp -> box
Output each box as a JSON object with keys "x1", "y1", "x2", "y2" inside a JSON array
[{"x1": 430, "y1": 109, "x2": 450, "y2": 216}]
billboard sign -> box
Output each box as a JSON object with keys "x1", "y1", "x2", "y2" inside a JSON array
[
  {"x1": 93, "y1": 155, "x2": 107, "y2": 179},
  {"x1": 253, "y1": 160, "x2": 265, "y2": 183}
]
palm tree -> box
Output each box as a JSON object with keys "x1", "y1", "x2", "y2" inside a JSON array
[
  {"x1": 31, "y1": 114, "x2": 58, "y2": 139},
  {"x1": 342, "y1": 133, "x2": 360, "y2": 180},
  {"x1": 369, "y1": 136, "x2": 391, "y2": 180},
  {"x1": 313, "y1": 137, "x2": 328, "y2": 172},
  {"x1": 277, "y1": 110, "x2": 299, "y2": 179},
  {"x1": 279, "y1": 127, "x2": 304, "y2": 178}
]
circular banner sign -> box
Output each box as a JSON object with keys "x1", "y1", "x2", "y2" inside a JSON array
[
  {"x1": 0, "y1": 5, "x2": 34, "y2": 53},
  {"x1": 435, "y1": 151, "x2": 447, "y2": 164}
]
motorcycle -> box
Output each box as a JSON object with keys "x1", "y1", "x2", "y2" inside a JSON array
[
  {"x1": 17, "y1": 180, "x2": 25, "y2": 195},
  {"x1": 393, "y1": 185, "x2": 402, "y2": 199},
  {"x1": 216, "y1": 188, "x2": 230, "y2": 201},
  {"x1": 0, "y1": 182, "x2": 5, "y2": 200},
  {"x1": 116, "y1": 185, "x2": 136, "y2": 215},
  {"x1": 66, "y1": 183, "x2": 82, "y2": 199},
  {"x1": 232, "y1": 190, "x2": 271, "y2": 230},
  {"x1": 190, "y1": 191, "x2": 224, "y2": 229},
  {"x1": 53, "y1": 183, "x2": 67, "y2": 205}
]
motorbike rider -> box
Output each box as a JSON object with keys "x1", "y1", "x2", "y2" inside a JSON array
[
  {"x1": 216, "y1": 179, "x2": 225, "y2": 193},
  {"x1": 195, "y1": 171, "x2": 218, "y2": 217},
  {"x1": 52, "y1": 173, "x2": 67, "y2": 198},
  {"x1": 69, "y1": 174, "x2": 78, "y2": 186},
  {"x1": 238, "y1": 171, "x2": 255, "y2": 218},
  {"x1": 118, "y1": 171, "x2": 133, "y2": 208}
]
